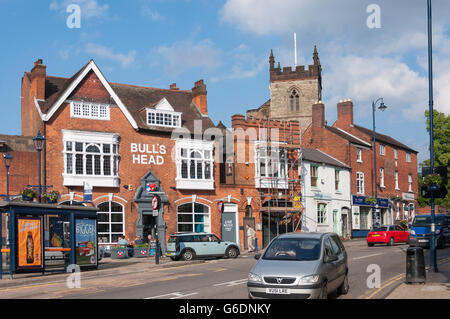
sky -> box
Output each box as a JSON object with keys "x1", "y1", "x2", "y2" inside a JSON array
[{"x1": 1, "y1": 0, "x2": 449, "y2": 166}]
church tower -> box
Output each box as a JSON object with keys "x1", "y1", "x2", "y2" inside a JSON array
[{"x1": 267, "y1": 46, "x2": 322, "y2": 129}]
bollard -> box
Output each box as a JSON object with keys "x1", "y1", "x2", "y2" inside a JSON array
[
  {"x1": 254, "y1": 237, "x2": 258, "y2": 253},
  {"x1": 406, "y1": 246, "x2": 426, "y2": 284},
  {"x1": 155, "y1": 238, "x2": 159, "y2": 265}
]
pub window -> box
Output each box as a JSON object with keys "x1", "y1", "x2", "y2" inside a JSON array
[
  {"x1": 147, "y1": 109, "x2": 182, "y2": 128},
  {"x1": 177, "y1": 146, "x2": 213, "y2": 181},
  {"x1": 177, "y1": 202, "x2": 211, "y2": 233},
  {"x1": 97, "y1": 201, "x2": 125, "y2": 244},
  {"x1": 70, "y1": 101, "x2": 110, "y2": 120}
]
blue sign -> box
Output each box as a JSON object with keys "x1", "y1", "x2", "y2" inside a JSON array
[
  {"x1": 75, "y1": 219, "x2": 97, "y2": 266},
  {"x1": 83, "y1": 182, "x2": 93, "y2": 201},
  {"x1": 352, "y1": 195, "x2": 389, "y2": 208}
]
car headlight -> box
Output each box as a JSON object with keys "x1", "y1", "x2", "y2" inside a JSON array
[
  {"x1": 248, "y1": 272, "x2": 262, "y2": 283},
  {"x1": 410, "y1": 230, "x2": 416, "y2": 235},
  {"x1": 299, "y1": 275, "x2": 320, "y2": 284}
]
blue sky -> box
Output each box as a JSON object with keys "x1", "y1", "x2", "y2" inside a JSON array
[{"x1": 1, "y1": 0, "x2": 450, "y2": 165}]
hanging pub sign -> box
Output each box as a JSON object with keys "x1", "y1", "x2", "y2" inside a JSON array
[
  {"x1": 75, "y1": 219, "x2": 98, "y2": 267},
  {"x1": 83, "y1": 182, "x2": 93, "y2": 201},
  {"x1": 15, "y1": 216, "x2": 43, "y2": 272},
  {"x1": 152, "y1": 195, "x2": 161, "y2": 211},
  {"x1": 218, "y1": 201, "x2": 224, "y2": 214}
]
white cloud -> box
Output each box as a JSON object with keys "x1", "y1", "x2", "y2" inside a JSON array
[
  {"x1": 50, "y1": 0, "x2": 109, "y2": 19},
  {"x1": 142, "y1": 6, "x2": 164, "y2": 21},
  {"x1": 85, "y1": 43, "x2": 136, "y2": 68},
  {"x1": 152, "y1": 39, "x2": 222, "y2": 76}
]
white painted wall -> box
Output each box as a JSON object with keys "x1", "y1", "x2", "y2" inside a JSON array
[{"x1": 301, "y1": 160, "x2": 351, "y2": 236}]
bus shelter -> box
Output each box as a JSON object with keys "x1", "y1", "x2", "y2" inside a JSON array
[{"x1": 0, "y1": 201, "x2": 98, "y2": 279}]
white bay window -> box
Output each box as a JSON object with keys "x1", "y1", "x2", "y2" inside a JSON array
[
  {"x1": 255, "y1": 142, "x2": 288, "y2": 189},
  {"x1": 62, "y1": 130, "x2": 120, "y2": 187}
]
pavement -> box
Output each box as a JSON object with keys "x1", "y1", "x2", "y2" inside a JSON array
[{"x1": 386, "y1": 257, "x2": 450, "y2": 299}]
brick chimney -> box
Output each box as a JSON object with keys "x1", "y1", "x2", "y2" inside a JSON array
[
  {"x1": 312, "y1": 102, "x2": 325, "y2": 128},
  {"x1": 170, "y1": 83, "x2": 179, "y2": 90},
  {"x1": 336, "y1": 99, "x2": 354, "y2": 129},
  {"x1": 192, "y1": 79, "x2": 207, "y2": 115},
  {"x1": 30, "y1": 59, "x2": 46, "y2": 100}
]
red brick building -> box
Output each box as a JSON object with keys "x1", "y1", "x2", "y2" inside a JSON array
[{"x1": 303, "y1": 99, "x2": 418, "y2": 235}]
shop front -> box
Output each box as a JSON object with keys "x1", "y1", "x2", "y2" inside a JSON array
[{"x1": 351, "y1": 195, "x2": 389, "y2": 237}]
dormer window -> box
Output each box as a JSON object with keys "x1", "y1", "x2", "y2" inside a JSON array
[
  {"x1": 70, "y1": 101, "x2": 110, "y2": 120},
  {"x1": 146, "y1": 97, "x2": 182, "y2": 128},
  {"x1": 289, "y1": 89, "x2": 300, "y2": 111}
]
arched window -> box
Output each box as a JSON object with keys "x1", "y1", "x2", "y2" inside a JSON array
[
  {"x1": 97, "y1": 201, "x2": 124, "y2": 244},
  {"x1": 177, "y1": 202, "x2": 210, "y2": 233},
  {"x1": 289, "y1": 89, "x2": 300, "y2": 111}
]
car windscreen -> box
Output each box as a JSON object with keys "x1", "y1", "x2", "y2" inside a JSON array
[
  {"x1": 263, "y1": 238, "x2": 321, "y2": 261},
  {"x1": 413, "y1": 216, "x2": 445, "y2": 227},
  {"x1": 168, "y1": 236, "x2": 178, "y2": 243},
  {"x1": 372, "y1": 226, "x2": 388, "y2": 232}
]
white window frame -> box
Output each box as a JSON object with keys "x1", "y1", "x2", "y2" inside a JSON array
[
  {"x1": 395, "y1": 171, "x2": 399, "y2": 190},
  {"x1": 97, "y1": 201, "x2": 125, "y2": 244},
  {"x1": 335, "y1": 169, "x2": 340, "y2": 192},
  {"x1": 356, "y1": 172, "x2": 365, "y2": 195},
  {"x1": 357, "y1": 148, "x2": 363, "y2": 163},
  {"x1": 147, "y1": 109, "x2": 182, "y2": 128},
  {"x1": 408, "y1": 174, "x2": 413, "y2": 192},
  {"x1": 175, "y1": 139, "x2": 214, "y2": 190},
  {"x1": 70, "y1": 101, "x2": 110, "y2": 120},
  {"x1": 380, "y1": 167, "x2": 385, "y2": 188},
  {"x1": 62, "y1": 130, "x2": 120, "y2": 187},
  {"x1": 406, "y1": 152, "x2": 411, "y2": 163},
  {"x1": 394, "y1": 149, "x2": 398, "y2": 159},
  {"x1": 317, "y1": 203, "x2": 327, "y2": 225},
  {"x1": 176, "y1": 202, "x2": 211, "y2": 233},
  {"x1": 255, "y1": 141, "x2": 288, "y2": 189},
  {"x1": 379, "y1": 144, "x2": 385, "y2": 156}
]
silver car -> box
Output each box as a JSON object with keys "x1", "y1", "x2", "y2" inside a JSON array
[{"x1": 247, "y1": 232, "x2": 349, "y2": 299}]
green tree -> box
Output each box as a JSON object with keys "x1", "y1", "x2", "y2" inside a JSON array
[{"x1": 418, "y1": 110, "x2": 450, "y2": 208}]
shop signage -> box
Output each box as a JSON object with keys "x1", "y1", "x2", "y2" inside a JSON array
[
  {"x1": 75, "y1": 219, "x2": 97, "y2": 266},
  {"x1": 16, "y1": 217, "x2": 43, "y2": 270},
  {"x1": 402, "y1": 192, "x2": 415, "y2": 201},
  {"x1": 83, "y1": 182, "x2": 92, "y2": 201},
  {"x1": 352, "y1": 195, "x2": 388, "y2": 208},
  {"x1": 313, "y1": 192, "x2": 332, "y2": 201},
  {"x1": 146, "y1": 183, "x2": 157, "y2": 192},
  {"x1": 131, "y1": 143, "x2": 166, "y2": 165}
]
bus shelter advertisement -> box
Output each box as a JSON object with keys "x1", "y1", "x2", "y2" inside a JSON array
[
  {"x1": 17, "y1": 217, "x2": 43, "y2": 270},
  {"x1": 75, "y1": 219, "x2": 97, "y2": 267}
]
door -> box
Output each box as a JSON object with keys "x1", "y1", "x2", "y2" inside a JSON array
[
  {"x1": 341, "y1": 212, "x2": 348, "y2": 238},
  {"x1": 221, "y1": 204, "x2": 239, "y2": 245},
  {"x1": 333, "y1": 210, "x2": 340, "y2": 235}
]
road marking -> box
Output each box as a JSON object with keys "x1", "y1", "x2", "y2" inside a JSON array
[
  {"x1": 145, "y1": 291, "x2": 198, "y2": 299},
  {"x1": 365, "y1": 273, "x2": 405, "y2": 299},
  {"x1": 352, "y1": 253, "x2": 384, "y2": 261},
  {"x1": 213, "y1": 278, "x2": 248, "y2": 287}
]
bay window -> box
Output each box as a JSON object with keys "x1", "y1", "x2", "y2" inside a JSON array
[{"x1": 255, "y1": 143, "x2": 288, "y2": 189}]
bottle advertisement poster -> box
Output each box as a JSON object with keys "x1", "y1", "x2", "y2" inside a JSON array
[
  {"x1": 75, "y1": 219, "x2": 97, "y2": 267},
  {"x1": 17, "y1": 217, "x2": 43, "y2": 269}
]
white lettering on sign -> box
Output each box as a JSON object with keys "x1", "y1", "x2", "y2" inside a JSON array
[{"x1": 131, "y1": 143, "x2": 166, "y2": 165}]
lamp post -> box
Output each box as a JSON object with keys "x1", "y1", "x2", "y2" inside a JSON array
[
  {"x1": 3, "y1": 151, "x2": 13, "y2": 201},
  {"x1": 372, "y1": 98, "x2": 387, "y2": 228},
  {"x1": 427, "y1": 0, "x2": 438, "y2": 273},
  {"x1": 33, "y1": 131, "x2": 46, "y2": 203}
]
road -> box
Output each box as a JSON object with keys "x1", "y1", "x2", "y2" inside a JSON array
[{"x1": 0, "y1": 240, "x2": 448, "y2": 299}]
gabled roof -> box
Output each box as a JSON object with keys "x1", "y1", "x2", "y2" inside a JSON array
[
  {"x1": 353, "y1": 124, "x2": 418, "y2": 153},
  {"x1": 302, "y1": 147, "x2": 350, "y2": 169},
  {"x1": 32, "y1": 60, "x2": 216, "y2": 134},
  {"x1": 325, "y1": 126, "x2": 372, "y2": 148}
]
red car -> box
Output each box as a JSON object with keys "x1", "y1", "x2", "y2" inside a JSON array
[{"x1": 367, "y1": 225, "x2": 410, "y2": 247}]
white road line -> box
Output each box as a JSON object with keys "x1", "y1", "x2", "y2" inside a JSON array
[
  {"x1": 170, "y1": 292, "x2": 198, "y2": 299},
  {"x1": 213, "y1": 278, "x2": 248, "y2": 287},
  {"x1": 352, "y1": 252, "x2": 384, "y2": 261},
  {"x1": 145, "y1": 291, "x2": 199, "y2": 299}
]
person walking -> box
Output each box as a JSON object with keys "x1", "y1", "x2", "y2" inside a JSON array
[{"x1": 246, "y1": 225, "x2": 256, "y2": 252}]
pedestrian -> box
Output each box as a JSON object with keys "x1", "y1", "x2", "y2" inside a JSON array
[
  {"x1": 246, "y1": 225, "x2": 256, "y2": 252},
  {"x1": 134, "y1": 236, "x2": 143, "y2": 245},
  {"x1": 147, "y1": 234, "x2": 153, "y2": 257}
]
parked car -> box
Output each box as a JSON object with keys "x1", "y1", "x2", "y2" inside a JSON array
[
  {"x1": 409, "y1": 214, "x2": 450, "y2": 249},
  {"x1": 247, "y1": 232, "x2": 348, "y2": 299},
  {"x1": 367, "y1": 225, "x2": 410, "y2": 247},
  {"x1": 166, "y1": 232, "x2": 240, "y2": 261}
]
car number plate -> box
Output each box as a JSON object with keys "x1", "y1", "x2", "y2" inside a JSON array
[
  {"x1": 418, "y1": 240, "x2": 428, "y2": 243},
  {"x1": 372, "y1": 234, "x2": 380, "y2": 237},
  {"x1": 266, "y1": 288, "x2": 289, "y2": 294},
  {"x1": 167, "y1": 253, "x2": 172, "y2": 256}
]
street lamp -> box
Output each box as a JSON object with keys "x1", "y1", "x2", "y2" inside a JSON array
[
  {"x1": 33, "y1": 131, "x2": 46, "y2": 203},
  {"x1": 3, "y1": 152, "x2": 13, "y2": 201},
  {"x1": 372, "y1": 98, "x2": 387, "y2": 228}
]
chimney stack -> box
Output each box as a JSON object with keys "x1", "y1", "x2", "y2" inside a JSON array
[
  {"x1": 336, "y1": 99, "x2": 354, "y2": 129},
  {"x1": 312, "y1": 101, "x2": 325, "y2": 128},
  {"x1": 30, "y1": 59, "x2": 46, "y2": 100},
  {"x1": 192, "y1": 79, "x2": 208, "y2": 116},
  {"x1": 170, "y1": 83, "x2": 179, "y2": 90}
]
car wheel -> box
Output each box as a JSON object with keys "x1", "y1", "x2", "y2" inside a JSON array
[
  {"x1": 388, "y1": 237, "x2": 394, "y2": 246},
  {"x1": 338, "y1": 273, "x2": 349, "y2": 295},
  {"x1": 226, "y1": 247, "x2": 239, "y2": 258},
  {"x1": 367, "y1": 243, "x2": 374, "y2": 247},
  {"x1": 319, "y1": 281, "x2": 328, "y2": 299},
  {"x1": 182, "y1": 249, "x2": 196, "y2": 261}
]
